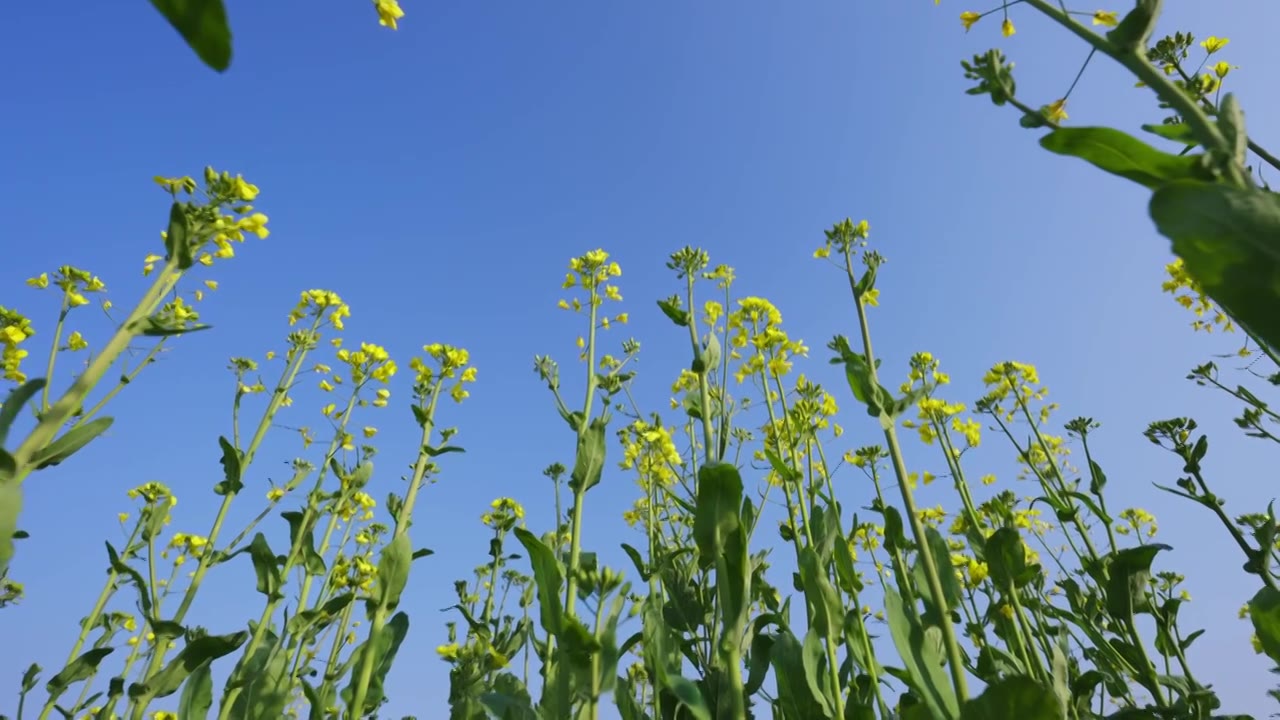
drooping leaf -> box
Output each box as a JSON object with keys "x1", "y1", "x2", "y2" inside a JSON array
[
  {"x1": 165, "y1": 201, "x2": 194, "y2": 269},
  {"x1": 1039, "y1": 126, "x2": 1208, "y2": 190},
  {"x1": 1149, "y1": 181, "x2": 1280, "y2": 356},
  {"x1": 1141, "y1": 123, "x2": 1198, "y2": 147},
  {"x1": 148, "y1": 0, "x2": 234, "y2": 72},
  {"x1": 105, "y1": 542, "x2": 153, "y2": 619},
  {"x1": 884, "y1": 587, "x2": 960, "y2": 720},
  {"x1": 30, "y1": 417, "x2": 114, "y2": 469},
  {"x1": 340, "y1": 612, "x2": 410, "y2": 716},
  {"x1": 1249, "y1": 586, "x2": 1280, "y2": 664},
  {"x1": 513, "y1": 527, "x2": 564, "y2": 635}
]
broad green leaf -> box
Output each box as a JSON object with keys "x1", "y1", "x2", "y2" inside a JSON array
[
  {"x1": 479, "y1": 673, "x2": 539, "y2": 720},
  {"x1": 246, "y1": 533, "x2": 283, "y2": 600},
  {"x1": 568, "y1": 420, "x2": 607, "y2": 493},
  {"x1": 801, "y1": 628, "x2": 836, "y2": 718},
  {"x1": 0, "y1": 481, "x2": 21, "y2": 577},
  {"x1": 177, "y1": 660, "x2": 214, "y2": 720},
  {"x1": 1249, "y1": 586, "x2": 1280, "y2": 664},
  {"x1": 376, "y1": 532, "x2": 412, "y2": 612},
  {"x1": 884, "y1": 587, "x2": 959, "y2": 720},
  {"x1": 340, "y1": 611, "x2": 410, "y2": 716},
  {"x1": 693, "y1": 462, "x2": 743, "y2": 570},
  {"x1": 166, "y1": 201, "x2": 193, "y2": 269},
  {"x1": 279, "y1": 511, "x2": 325, "y2": 576},
  {"x1": 986, "y1": 528, "x2": 1030, "y2": 591},
  {"x1": 1104, "y1": 544, "x2": 1171, "y2": 620},
  {"x1": 45, "y1": 648, "x2": 113, "y2": 700},
  {"x1": 1149, "y1": 181, "x2": 1280, "y2": 356},
  {"x1": 513, "y1": 527, "x2": 564, "y2": 635},
  {"x1": 149, "y1": 0, "x2": 233, "y2": 72},
  {"x1": 0, "y1": 378, "x2": 45, "y2": 447},
  {"x1": 798, "y1": 546, "x2": 841, "y2": 639},
  {"x1": 134, "y1": 631, "x2": 249, "y2": 700},
  {"x1": 664, "y1": 675, "x2": 711, "y2": 720},
  {"x1": 914, "y1": 527, "x2": 963, "y2": 624},
  {"x1": 31, "y1": 417, "x2": 113, "y2": 469},
  {"x1": 1039, "y1": 126, "x2": 1208, "y2": 190},
  {"x1": 769, "y1": 630, "x2": 829, "y2": 720},
  {"x1": 214, "y1": 436, "x2": 243, "y2": 495},
  {"x1": 961, "y1": 675, "x2": 1063, "y2": 720}
]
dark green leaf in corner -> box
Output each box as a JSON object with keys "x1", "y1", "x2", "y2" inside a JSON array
[
  {"x1": 961, "y1": 674, "x2": 1063, "y2": 720},
  {"x1": 149, "y1": 0, "x2": 234, "y2": 72},
  {"x1": 1149, "y1": 181, "x2": 1280, "y2": 356}
]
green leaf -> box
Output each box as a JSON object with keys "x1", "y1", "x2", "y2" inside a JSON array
[
  {"x1": 246, "y1": 533, "x2": 283, "y2": 600},
  {"x1": 961, "y1": 675, "x2": 1063, "y2": 720},
  {"x1": 0, "y1": 481, "x2": 21, "y2": 577},
  {"x1": 1105, "y1": 544, "x2": 1171, "y2": 619},
  {"x1": 134, "y1": 631, "x2": 249, "y2": 701},
  {"x1": 1249, "y1": 586, "x2": 1280, "y2": 664},
  {"x1": 177, "y1": 660, "x2": 214, "y2": 720},
  {"x1": 279, "y1": 511, "x2": 325, "y2": 576},
  {"x1": 31, "y1": 417, "x2": 113, "y2": 469},
  {"x1": 619, "y1": 543, "x2": 648, "y2": 581},
  {"x1": 105, "y1": 542, "x2": 153, "y2": 620},
  {"x1": 224, "y1": 635, "x2": 291, "y2": 720},
  {"x1": 422, "y1": 444, "x2": 465, "y2": 457},
  {"x1": 692, "y1": 462, "x2": 743, "y2": 570},
  {"x1": 375, "y1": 532, "x2": 412, "y2": 612},
  {"x1": 0, "y1": 378, "x2": 45, "y2": 447},
  {"x1": 138, "y1": 321, "x2": 213, "y2": 337},
  {"x1": 656, "y1": 297, "x2": 690, "y2": 327},
  {"x1": 45, "y1": 648, "x2": 114, "y2": 700},
  {"x1": 1039, "y1": 126, "x2": 1208, "y2": 190},
  {"x1": 769, "y1": 629, "x2": 829, "y2": 720},
  {"x1": 914, "y1": 527, "x2": 963, "y2": 624},
  {"x1": 986, "y1": 528, "x2": 1031, "y2": 591},
  {"x1": 341, "y1": 611, "x2": 410, "y2": 716},
  {"x1": 214, "y1": 436, "x2": 243, "y2": 495},
  {"x1": 1141, "y1": 123, "x2": 1198, "y2": 147},
  {"x1": 148, "y1": 0, "x2": 233, "y2": 72},
  {"x1": 568, "y1": 420, "x2": 607, "y2": 493},
  {"x1": 165, "y1": 201, "x2": 193, "y2": 269},
  {"x1": 884, "y1": 586, "x2": 959, "y2": 720},
  {"x1": 797, "y1": 546, "x2": 841, "y2": 640},
  {"x1": 513, "y1": 527, "x2": 564, "y2": 635},
  {"x1": 1105, "y1": 0, "x2": 1161, "y2": 52},
  {"x1": 1149, "y1": 181, "x2": 1280, "y2": 356},
  {"x1": 664, "y1": 675, "x2": 711, "y2": 720}
]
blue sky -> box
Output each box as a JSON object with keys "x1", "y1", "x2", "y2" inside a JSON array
[{"x1": 3, "y1": 0, "x2": 1280, "y2": 716}]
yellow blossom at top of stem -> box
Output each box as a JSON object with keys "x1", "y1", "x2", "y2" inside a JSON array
[
  {"x1": 1214, "y1": 61, "x2": 1236, "y2": 79},
  {"x1": 1091, "y1": 10, "x2": 1118, "y2": 27},
  {"x1": 1201, "y1": 36, "x2": 1229, "y2": 53},
  {"x1": 338, "y1": 342, "x2": 397, "y2": 384},
  {"x1": 230, "y1": 174, "x2": 259, "y2": 201},
  {"x1": 1001, "y1": 17, "x2": 1015, "y2": 37},
  {"x1": 128, "y1": 481, "x2": 176, "y2": 506},
  {"x1": 289, "y1": 289, "x2": 351, "y2": 330},
  {"x1": 375, "y1": 0, "x2": 405, "y2": 29}
]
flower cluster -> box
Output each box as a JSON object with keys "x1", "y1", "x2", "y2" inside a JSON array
[
  {"x1": 0, "y1": 306, "x2": 35, "y2": 382},
  {"x1": 410, "y1": 343, "x2": 477, "y2": 403}
]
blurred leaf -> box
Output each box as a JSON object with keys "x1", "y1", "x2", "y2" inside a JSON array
[
  {"x1": 165, "y1": 201, "x2": 193, "y2": 269},
  {"x1": 133, "y1": 631, "x2": 249, "y2": 701},
  {"x1": 884, "y1": 587, "x2": 959, "y2": 720},
  {"x1": 1141, "y1": 123, "x2": 1198, "y2": 147},
  {"x1": 1105, "y1": 0, "x2": 1161, "y2": 52},
  {"x1": 1149, "y1": 181, "x2": 1280, "y2": 356},
  {"x1": 149, "y1": 0, "x2": 233, "y2": 71},
  {"x1": 0, "y1": 378, "x2": 45, "y2": 447},
  {"x1": 1105, "y1": 544, "x2": 1171, "y2": 619},
  {"x1": 961, "y1": 675, "x2": 1063, "y2": 719},
  {"x1": 0, "y1": 481, "x2": 21, "y2": 577},
  {"x1": 568, "y1": 420, "x2": 607, "y2": 493},
  {"x1": 1249, "y1": 586, "x2": 1280, "y2": 664}
]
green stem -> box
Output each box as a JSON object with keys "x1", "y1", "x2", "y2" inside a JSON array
[
  {"x1": 845, "y1": 251, "x2": 970, "y2": 704},
  {"x1": 11, "y1": 264, "x2": 182, "y2": 482},
  {"x1": 70, "y1": 341, "x2": 167, "y2": 431},
  {"x1": 40, "y1": 295, "x2": 70, "y2": 411}
]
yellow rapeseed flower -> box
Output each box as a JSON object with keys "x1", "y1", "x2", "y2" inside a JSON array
[
  {"x1": 960, "y1": 11, "x2": 981, "y2": 30},
  {"x1": 375, "y1": 0, "x2": 405, "y2": 30},
  {"x1": 1201, "y1": 36, "x2": 1229, "y2": 53},
  {"x1": 1092, "y1": 10, "x2": 1118, "y2": 27},
  {"x1": 1001, "y1": 17, "x2": 1015, "y2": 37},
  {"x1": 1047, "y1": 98, "x2": 1068, "y2": 123}
]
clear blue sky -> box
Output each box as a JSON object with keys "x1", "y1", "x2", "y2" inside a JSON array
[{"x1": 4, "y1": 0, "x2": 1280, "y2": 716}]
